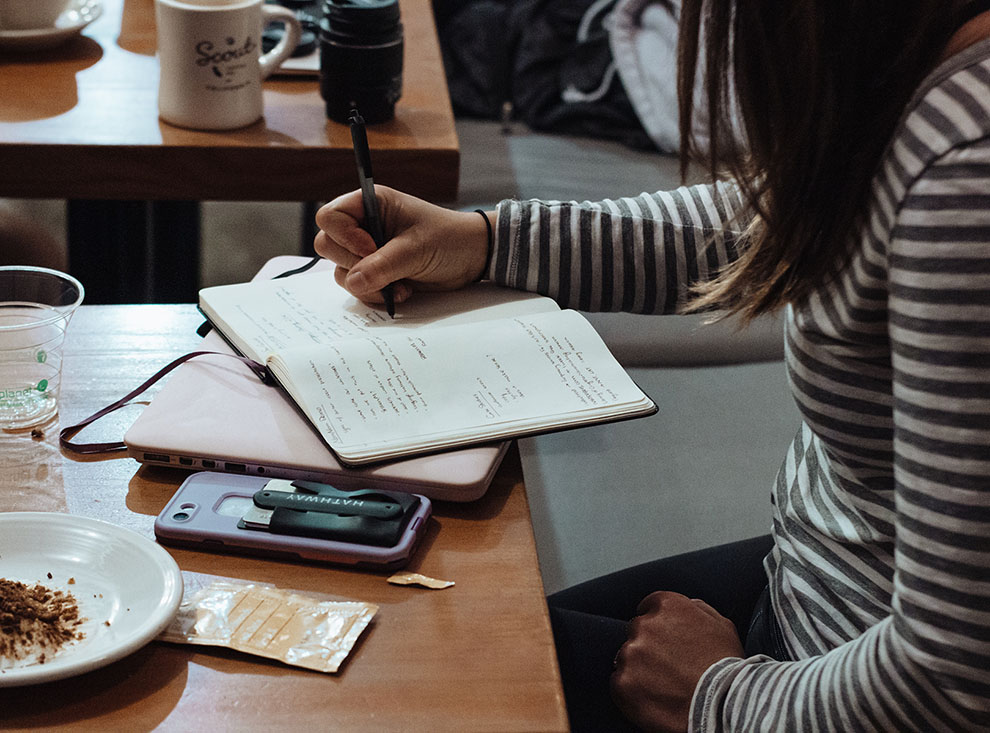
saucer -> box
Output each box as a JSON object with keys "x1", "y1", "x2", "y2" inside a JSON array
[{"x1": 0, "y1": 0, "x2": 103, "y2": 52}]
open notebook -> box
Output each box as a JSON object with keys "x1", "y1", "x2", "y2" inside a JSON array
[
  {"x1": 123, "y1": 257, "x2": 511, "y2": 502},
  {"x1": 196, "y1": 259, "x2": 656, "y2": 467}
]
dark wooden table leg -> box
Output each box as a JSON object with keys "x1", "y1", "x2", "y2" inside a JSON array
[
  {"x1": 67, "y1": 200, "x2": 200, "y2": 304},
  {"x1": 148, "y1": 201, "x2": 200, "y2": 303}
]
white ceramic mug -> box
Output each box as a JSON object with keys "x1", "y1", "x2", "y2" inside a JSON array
[
  {"x1": 0, "y1": 0, "x2": 71, "y2": 29},
  {"x1": 155, "y1": 0, "x2": 302, "y2": 130}
]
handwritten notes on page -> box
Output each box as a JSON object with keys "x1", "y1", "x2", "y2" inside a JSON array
[
  {"x1": 199, "y1": 272, "x2": 558, "y2": 363},
  {"x1": 267, "y1": 310, "x2": 655, "y2": 464}
]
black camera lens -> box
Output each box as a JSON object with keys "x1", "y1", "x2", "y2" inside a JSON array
[
  {"x1": 319, "y1": 0, "x2": 403, "y2": 124},
  {"x1": 261, "y1": 1, "x2": 320, "y2": 58},
  {"x1": 263, "y1": 26, "x2": 319, "y2": 57}
]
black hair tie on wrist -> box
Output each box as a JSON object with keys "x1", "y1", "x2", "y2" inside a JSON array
[{"x1": 474, "y1": 208, "x2": 494, "y2": 281}]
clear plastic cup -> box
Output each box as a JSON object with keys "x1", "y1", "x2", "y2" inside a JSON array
[{"x1": 0, "y1": 267, "x2": 84, "y2": 431}]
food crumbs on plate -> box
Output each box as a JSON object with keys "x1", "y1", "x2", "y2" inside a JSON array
[
  {"x1": 30, "y1": 428, "x2": 44, "y2": 440},
  {"x1": 387, "y1": 572, "x2": 455, "y2": 590},
  {"x1": 46, "y1": 572, "x2": 52, "y2": 579},
  {"x1": 0, "y1": 578, "x2": 86, "y2": 667},
  {"x1": 104, "y1": 621, "x2": 110, "y2": 626},
  {"x1": 68, "y1": 578, "x2": 75, "y2": 585}
]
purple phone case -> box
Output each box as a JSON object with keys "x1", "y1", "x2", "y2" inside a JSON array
[{"x1": 154, "y1": 472, "x2": 431, "y2": 569}]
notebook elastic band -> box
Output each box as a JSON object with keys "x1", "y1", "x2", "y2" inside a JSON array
[{"x1": 59, "y1": 351, "x2": 269, "y2": 455}]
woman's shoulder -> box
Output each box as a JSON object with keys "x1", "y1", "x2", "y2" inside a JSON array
[
  {"x1": 883, "y1": 40, "x2": 990, "y2": 191},
  {"x1": 905, "y1": 38, "x2": 990, "y2": 146}
]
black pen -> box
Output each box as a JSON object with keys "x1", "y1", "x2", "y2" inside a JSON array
[{"x1": 348, "y1": 109, "x2": 396, "y2": 318}]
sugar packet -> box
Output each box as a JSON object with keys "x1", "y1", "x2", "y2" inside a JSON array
[
  {"x1": 158, "y1": 578, "x2": 377, "y2": 673},
  {"x1": 387, "y1": 572, "x2": 455, "y2": 590}
]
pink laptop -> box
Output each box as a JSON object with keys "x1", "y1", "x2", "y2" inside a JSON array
[{"x1": 123, "y1": 257, "x2": 508, "y2": 502}]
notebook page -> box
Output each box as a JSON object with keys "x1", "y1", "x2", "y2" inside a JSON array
[
  {"x1": 199, "y1": 273, "x2": 559, "y2": 363},
  {"x1": 267, "y1": 310, "x2": 655, "y2": 463}
]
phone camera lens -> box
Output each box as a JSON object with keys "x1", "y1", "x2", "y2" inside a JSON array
[{"x1": 172, "y1": 511, "x2": 190, "y2": 521}]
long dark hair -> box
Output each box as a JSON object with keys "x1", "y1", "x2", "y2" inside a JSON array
[{"x1": 678, "y1": 1, "x2": 963, "y2": 320}]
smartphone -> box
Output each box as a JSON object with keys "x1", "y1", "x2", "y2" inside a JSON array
[{"x1": 154, "y1": 472, "x2": 431, "y2": 570}]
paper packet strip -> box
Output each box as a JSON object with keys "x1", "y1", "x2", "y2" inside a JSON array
[
  {"x1": 158, "y1": 580, "x2": 377, "y2": 673},
  {"x1": 387, "y1": 572, "x2": 455, "y2": 590}
]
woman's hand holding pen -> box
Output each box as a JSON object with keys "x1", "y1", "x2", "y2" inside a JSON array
[{"x1": 314, "y1": 187, "x2": 492, "y2": 307}]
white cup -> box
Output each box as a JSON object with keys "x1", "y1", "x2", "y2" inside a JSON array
[
  {"x1": 155, "y1": 0, "x2": 302, "y2": 130},
  {"x1": 0, "y1": 0, "x2": 72, "y2": 30}
]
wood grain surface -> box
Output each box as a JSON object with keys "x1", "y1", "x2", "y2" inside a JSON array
[
  {"x1": 0, "y1": 305, "x2": 566, "y2": 732},
  {"x1": 0, "y1": 0, "x2": 459, "y2": 202}
]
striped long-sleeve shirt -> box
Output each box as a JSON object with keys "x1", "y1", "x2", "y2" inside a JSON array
[{"x1": 485, "y1": 40, "x2": 990, "y2": 731}]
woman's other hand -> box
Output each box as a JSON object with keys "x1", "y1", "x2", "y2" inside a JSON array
[
  {"x1": 611, "y1": 591, "x2": 744, "y2": 732},
  {"x1": 314, "y1": 186, "x2": 492, "y2": 306}
]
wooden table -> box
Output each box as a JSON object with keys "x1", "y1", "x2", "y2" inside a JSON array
[
  {"x1": 0, "y1": 0, "x2": 460, "y2": 303},
  {"x1": 0, "y1": 306, "x2": 568, "y2": 732}
]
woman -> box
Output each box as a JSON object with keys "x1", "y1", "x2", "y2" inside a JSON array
[{"x1": 314, "y1": 1, "x2": 990, "y2": 729}]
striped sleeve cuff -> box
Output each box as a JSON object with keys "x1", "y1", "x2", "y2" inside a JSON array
[{"x1": 690, "y1": 656, "x2": 775, "y2": 732}]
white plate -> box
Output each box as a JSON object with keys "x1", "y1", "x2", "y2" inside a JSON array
[
  {"x1": 0, "y1": 512, "x2": 183, "y2": 687},
  {"x1": 0, "y1": 0, "x2": 103, "y2": 51}
]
